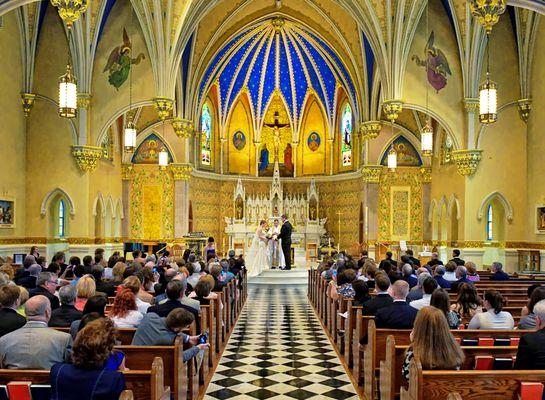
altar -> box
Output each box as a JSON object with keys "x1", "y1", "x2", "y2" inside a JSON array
[{"x1": 225, "y1": 162, "x2": 326, "y2": 267}]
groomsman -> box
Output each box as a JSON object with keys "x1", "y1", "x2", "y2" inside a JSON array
[{"x1": 277, "y1": 215, "x2": 293, "y2": 270}]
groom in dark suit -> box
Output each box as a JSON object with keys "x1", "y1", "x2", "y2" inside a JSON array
[{"x1": 277, "y1": 214, "x2": 293, "y2": 270}]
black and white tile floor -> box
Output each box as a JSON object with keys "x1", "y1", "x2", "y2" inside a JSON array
[{"x1": 204, "y1": 287, "x2": 359, "y2": 400}]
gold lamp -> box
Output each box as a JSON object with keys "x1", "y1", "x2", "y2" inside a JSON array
[{"x1": 58, "y1": 63, "x2": 77, "y2": 118}]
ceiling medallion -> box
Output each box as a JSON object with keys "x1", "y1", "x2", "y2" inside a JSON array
[{"x1": 271, "y1": 17, "x2": 285, "y2": 32}]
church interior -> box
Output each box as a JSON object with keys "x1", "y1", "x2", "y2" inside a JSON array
[{"x1": 2, "y1": 0, "x2": 545, "y2": 399}]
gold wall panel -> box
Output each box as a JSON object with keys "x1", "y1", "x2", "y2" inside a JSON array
[
  {"x1": 228, "y1": 98, "x2": 253, "y2": 175},
  {"x1": 143, "y1": 185, "x2": 162, "y2": 239},
  {"x1": 300, "y1": 99, "x2": 327, "y2": 176},
  {"x1": 390, "y1": 186, "x2": 411, "y2": 240}
]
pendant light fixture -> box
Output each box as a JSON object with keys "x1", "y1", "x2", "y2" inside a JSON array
[
  {"x1": 58, "y1": 27, "x2": 77, "y2": 118},
  {"x1": 479, "y1": 33, "x2": 497, "y2": 124},
  {"x1": 124, "y1": 17, "x2": 136, "y2": 152},
  {"x1": 420, "y1": 0, "x2": 433, "y2": 156},
  {"x1": 158, "y1": 121, "x2": 169, "y2": 170},
  {"x1": 387, "y1": 121, "x2": 397, "y2": 171}
]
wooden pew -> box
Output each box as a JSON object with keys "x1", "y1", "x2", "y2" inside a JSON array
[
  {"x1": 352, "y1": 312, "x2": 375, "y2": 385},
  {"x1": 361, "y1": 320, "x2": 531, "y2": 400},
  {"x1": 379, "y1": 334, "x2": 519, "y2": 400},
  {"x1": 344, "y1": 301, "x2": 362, "y2": 368},
  {"x1": 401, "y1": 360, "x2": 545, "y2": 400},
  {"x1": 0, "y1": 357, "x2": 169, "y2": 400}
]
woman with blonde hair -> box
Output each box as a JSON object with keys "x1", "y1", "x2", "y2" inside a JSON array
[
  {"x1": 402, "y1": 306, "x2": 464, "y2": 380},
  {"x1": 111, "y1": 262, "x2": 126, "y2": 286},
  {"x1": 75, "y1": 275, "x2": 96, "y2": 311},
  {"x1": 0, "y1": 264, "x2": 14, "y2": 280}
]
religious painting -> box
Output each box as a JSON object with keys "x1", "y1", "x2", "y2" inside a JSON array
[
  {"x1": 380, "y1": 136, "x2": 423, "y2": 167},
  {"x1": 201, "y1": 103, "x2": 212, "y2": 165},
  {"x1": 307, "y1": 132, "x2": 321, "y2": 152},
  {"x1": 341, "y1": 103, "x2": 352, "y2": 167},
  {"x1": 412, "y1": 31, "x2": 451, "y2": 92},
  {"x1": 103, "y1": 28, "x2": 145, "y2": 90},
  {"x1": 0, "y1": 199, "x2": 14, "y2": 228},
  {"x1": 232, "y1": 131, "x2": 246, "y2": 151},
  {"x1": 131, "y1": 133, "x2": 173, "y2": 164}
]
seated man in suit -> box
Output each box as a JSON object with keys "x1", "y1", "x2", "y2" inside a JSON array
[
  {"x1": 0, "y1": 285, "x2": 26, "y2": 337},
  {"x1": 361, "y1": 273, "x2": 392, "y2": 316},
  {"x1": 409, "y1": 277, "x2": 437, "y2": 310},
  {"x1": 433, "y1": 265, "x2": 451, "y2": 289},
  {"x1": 0, "y1": 295, "x2": 72, "y2": 369},
  {"x1": 514, "y1": 299, "x2": 545, "y2": 369},
  {"x1": 407, "y1": 272, "x2": 432, "y2": 302},
  {"x1": 449, "y1": 249, "x2": 465, "y2": 266},
  {"x1": 147, "y1": 279, "x2": 200, "y2": 331},
  {"x1": 450, "y1": 265, "x2": 473, "y2": 293},
  {"x1": 490, "y1": 261, "x2": 510, "y2": 281},
  {"x1": 405, "y1": 249, "x2": 421, "y2": 267},
  {"x1": 375, "y1": 280, "x2": 418, "y2": 329},
  {"x1": 29, "y1": 272, "x2": 60, "y2": 310},
  {"x1": 401, "y1": 264, "x2": 418, "y2": 288},
  {"x1": 132, "y1": 308, "x2": 208, "y2": 362},
  {"x1": 49, "y1": 285, "x2": 82, "y2": 327}
]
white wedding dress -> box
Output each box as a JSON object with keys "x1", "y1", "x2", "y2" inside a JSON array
[{"x1": 246, "y1": 226, "x2": 271, "y2": 277}]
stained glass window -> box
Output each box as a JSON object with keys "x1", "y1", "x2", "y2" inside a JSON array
[
  {"x1": 486, "y1": 204, "x2": 493, "y2": 241},
  {"x1": 341, "y1": 103, "x2": 352, "y2": 166},
  {"x1": 59, "y1": 200, "x2": 65, "y2": 238},
  {"x1": 201, "y1": 103, "x2": 212, "y2": 166}
]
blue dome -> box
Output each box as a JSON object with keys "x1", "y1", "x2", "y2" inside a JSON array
[{"x1": 198, "y1": 18, "x2": 358, "y2": 128}]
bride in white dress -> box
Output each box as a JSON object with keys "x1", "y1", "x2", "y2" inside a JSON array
[{"x1": 246, "y1": 220, "x2": 271, "y2": 277}]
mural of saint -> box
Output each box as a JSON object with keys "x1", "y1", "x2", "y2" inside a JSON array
[
  {"x1": 380, "y1": 136, "x2": 422, "y2": 167},
  {"x1": 259, "y1": 144, "x2": 269, "y2": 172},
  {"x1": 284, "y1": 143, "x2": 293, "y2": 174},
  {"x1": 103, "y1": 28, "x2": 145, "y2": 90},
  {"x1": 233, "y1": 131, "x2": 246, "y2": 150},
  {"x1": 307, "y1": 132, "x2": 321, "y2": 152},
  {"x1": 412, "y1": 31, "x2": 451, "y2": 92}
]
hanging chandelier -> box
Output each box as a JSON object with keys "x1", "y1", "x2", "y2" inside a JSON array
[
  {"x1": 468, "y1": 0, "x2": 506, "y2": 35},
  {"x1": 50, "y1": 0, "x2": 88, "y2": 29},
  {"x1": 388, "y1": 121, "x2": 397, "y2": 171},
  {"x1": 58, "y1": 63, "x2": 77, "y2": 118},
  {"x1": 124, "y1": 120, "x2": 137, "y2": 152},
  {"x1": 158, "y1": 121, "x2": 169, "y2": 170},
  {"x1": 479, "y1": 34, "x2": 497, "y2": 124},
  {"x1": 421, "y1": 120, "x2": 433, "y2": 156},
  {"x1": 421, "y1": 1, "x2": 433, "y2": 157}
]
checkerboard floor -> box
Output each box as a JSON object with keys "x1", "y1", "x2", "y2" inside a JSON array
[{"x1": 204, "y1": 287, "x2": 359, "y2": 400}]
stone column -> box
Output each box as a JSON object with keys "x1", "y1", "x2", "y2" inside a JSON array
[
  {"x1": 171, "y1": 164, "x2": 192, "y2": 237},
  {"x1": 254, "y1": 141, "x2": 261, "y2": 177},
  {"x1": 327, "y1": 138, "x2": 334, "y2": 175},
  {"x1": 292, "y1": 142, "x2": 299, "y2": 177},
  {"x1": 220, "y1": 137, "x2": 227, "y2": 174},
  {"x1": 121, "y1": 164, "x2": 134, "y2": 239},
  {"x1": 77, "y1": 93, "x2": 91, "y2": 145}
]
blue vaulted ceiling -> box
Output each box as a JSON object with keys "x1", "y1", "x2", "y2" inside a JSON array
[{"x1": 198, "y1": 18, "x2": 358, "y2": 128}]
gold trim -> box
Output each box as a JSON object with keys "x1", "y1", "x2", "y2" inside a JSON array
[
  {"x1": 20, "y1": 93, "x2": 36, "y2": 117},
  {"x1": 517, "y1": 99, "x2": 531, "y2": 123},
  {"x1": 71, "y1": 145, "x2": 103, "y2": 173},
  {"x1": 153, "y1": 97, "x2": 174, "y2": 121},
  {"x1": 452, "y1": 149, "x2": 483, "y2": 177}
]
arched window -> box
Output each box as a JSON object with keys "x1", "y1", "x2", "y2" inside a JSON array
[
  {"x1": 486, "y1": 204, "x2": 493, "y2": 241},
  {"x1": 201, "y1": 103, "x2": 212, "y2": 166},
  {"x1": 341, "y1": 103, "x2": 352, "y2": 166},
  {"x1": 58, "y1": 200, "x2": 66, "y2": 238}
]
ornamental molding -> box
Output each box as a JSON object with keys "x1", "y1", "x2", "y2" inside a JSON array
[
  {"x1": 20, "y1": 93, "x2": 36, "y2": 117},
  {"x1": 452, "y1": 149, "x2": 483, "y2": 177},
  {"x1": 359, "y1": 121, "x2": 382, "y2": 141},
  {"x1": 71, "y1": 145, "x2": 102, "y2": 173},
  {"x1": 170, "y1": 163, "x2": 193, "y2": 181},
  {"x1": 77, "y1": 93, "x2": 91, "y2": 109},
  {"x1": 382, "y1": 100, "x2": 403, "y2": 122},
  {"x1": 517, "y1": 99, "x2": 531, "y2": 123},
  {"x1": 362, "y1": 165, "x2": 383, "y2": 183},
  {"x1": 463, "y1": 97, "x2": 479, "y2": 114},
  {"x1": 153, "y1": 97, "x2": 174, "y2": 120},
  {"x1": 121, "y1": 164, "x2": 135, "y2": 181},
  {"x1": 172, "y1": 118, "x2": 194, "y2": 139},
  {"x1": 420, "y1": 167, "x2": 432, "y2": 183}
]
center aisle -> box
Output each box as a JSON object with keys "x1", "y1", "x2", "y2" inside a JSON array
[{"x1": 204, "y1": 286, "x2": 359, "y2": 400}]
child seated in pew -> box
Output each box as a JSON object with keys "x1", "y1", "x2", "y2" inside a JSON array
[
  {"x1": 402, "y1": 307, "x2": 464, "y2": 380},
  {"x1": 132, "y1": 308, "x2": 209, "y2": 362},
  {"x1": 50, "y1": 318, "x2": 126, "y2": 400}
]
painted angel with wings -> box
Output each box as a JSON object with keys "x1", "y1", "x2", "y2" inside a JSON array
[
  {"x1": 104, "y1": 28, "x2": 146, "y2": 90},
  {"x1": 412, "y1": 31, "x2": 451, "y2": 92}
]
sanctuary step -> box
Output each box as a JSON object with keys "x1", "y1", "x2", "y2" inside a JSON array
[{"x1": 248, "y1": 268, "x2": 308, "y2": 286}]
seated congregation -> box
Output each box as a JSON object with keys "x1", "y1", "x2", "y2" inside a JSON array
[
  {"x1": 0, "y1": 246, "x2": 247, "y2": 400},
  {"x1": 310, "y1": 249, "x2": 545, "y2": 399}
]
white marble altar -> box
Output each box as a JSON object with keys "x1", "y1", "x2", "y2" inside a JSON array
[{"x1": 225, "y1": 161, "x2": 326, "y2": 266}]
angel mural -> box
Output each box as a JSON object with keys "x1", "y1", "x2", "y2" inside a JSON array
[
  {"x1": 412, "y1": 31, "x2": 451, "y2": 92},
  {"x1": 104, "y1": 28, "x2": 145, "y2": 90}
]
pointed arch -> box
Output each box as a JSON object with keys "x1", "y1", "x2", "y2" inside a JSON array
[
  {"x1": 477, "y1": 191, "x2": 514, "y2": 223},
  {"x1": 448, "y1": 194, "x2": 461, "y2": 220},
  {"x1": 41, "y1": 188, "x2": 75, "y2": 217},
  {"x1": 428, "y1": 198, "x2": 438, "y2": 223},
  {"x1": 92, "y1": 193, "x2": 106, "y2": 217}
]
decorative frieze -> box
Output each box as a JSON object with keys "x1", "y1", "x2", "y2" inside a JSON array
[{"x1": 71, "y1": 145, "x2": 102, "y2": 173}]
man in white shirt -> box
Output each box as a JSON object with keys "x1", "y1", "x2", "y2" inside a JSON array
[{"x1": 409, "y1": 277, "x2": 438, "y2": 310}]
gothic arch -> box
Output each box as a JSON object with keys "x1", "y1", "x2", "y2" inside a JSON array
[
  {"x1": 477, "y1": 191, "x2": 514, "y2": 223},
  {"x1": 428, "y1": 198, "x2": 438, "y2": 223},
  {"x1": 448, "y1": 194, "x2": 461, "y2": 220},
  {"x1": 92, "y1": 193, "x2": 106, "y2": 217},
  {"x1": 40, "y1": 188, "x2": 75, "y2": 217}
]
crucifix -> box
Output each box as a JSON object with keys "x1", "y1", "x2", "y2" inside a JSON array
[{"x1": 264, "y1": 111, "x2": 289, "y2": 161}]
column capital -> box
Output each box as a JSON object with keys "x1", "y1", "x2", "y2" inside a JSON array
[
  {"x1": 153, "y1": 97, "x2": 174, "y2": 121},
  {"x1": 359, "y1": 121, "x2": 382, "y2": 140},
  {"x1": 172, "y1": 118, "x2": 194, "y2": 139},
  {"x1": 170, "y1": 163, "x2": 193, "y2": 181},
  {"x1": 517, "y1": 98, "x2": 532, "y2": 123},
  {"x1": 121, "y1": 164, "x2": 135, "y2": 180},
  {"x1": 362, "y1": 165, "x2": 383, "y2": 183},
  {"x1": 463, "y1": 98, "x2": 479, "y2": 113},
  {"x1": 71, "y1": 145, "x2": 102, "y2": 173},
  {"x1": 20, "y1": 93, "x2": 36, "y2": 117},
  {"x1": 452, "y1": 149, "x2": 483, "y2": 177},
  {"x1": 77, "y1": 93, "x2": 92, "y2": 109},
  {"x1": 382, "y1": 100, "x2": 403, "y2": 122}
]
